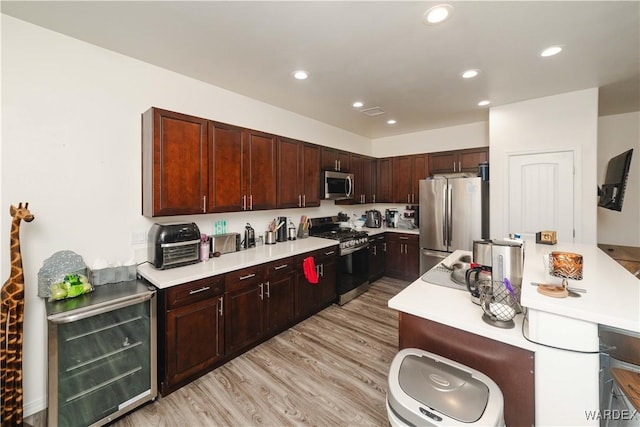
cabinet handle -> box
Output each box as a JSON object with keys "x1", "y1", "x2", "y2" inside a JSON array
[
  {"x1": 334, "y1": 159, "x2": 338, "y2": 171},
  {"x1": 324, "y1": 250, "x2": 335, "y2": 256},
  {"x1": 338, "y1": 160, "x2": 341, "y2": 171},
  {"x1": 453, "y1": 161, "x2": 456, "y2": 172},
  {"x1": 274, "y1": 264, "x2": 288, "y2": 270},
  {"x1": 373, "y1": 194, "x2": 376, "y2": 203},
  {"x1": 219, "y1": 296, "x2": 223, "y2": 316},
  {"x1": 239, "y1": 273, "x2": 256, "y2": 280},
  {"x1": 399, "y1": 236, "x2": 409, "y2": 240},
  {"x1": 259, "y1": 282, "x2": 264, "y2": 300},
  {"x1": 249, "y1": 194, "x2": 253, "y2": 210},
  {"x1": 383, "y1": 243, "x2": 387, "y2": 252},
  {"x1": 459, "y1": 161, "x2": 461, "y2": 172},
  {"x1": 302, "y1": 194, "x2": 306, "y2": 207},
  {"x1": 298, "y1": 194, "x2": 302, "y2": 207},
  {"x1": 318, "y1": 264, "x2": 324, "y2": 277},
  {"x1": 202, "y1": 195, "x2": 206, "y2": 213},
  {"x1": 265, "y1": 281, "x2": 270, "y2": 298},
  {"x1": 189, "y1": 286, "x2": 210, "y2": 295},
  {"x1": 373, "y1": 246, "x2": 377, "y2": 256},
  {"x1": 242, "y1": 194, "x2": 247, "y2": 210}
]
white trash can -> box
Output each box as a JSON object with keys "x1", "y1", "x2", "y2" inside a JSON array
[{"x1": 387, "y1": 348, "x2": 505, "y2": 427}]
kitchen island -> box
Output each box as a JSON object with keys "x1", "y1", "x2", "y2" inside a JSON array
[{"x1": 389, "y1": 240, "x2": 639, "y2": 426}]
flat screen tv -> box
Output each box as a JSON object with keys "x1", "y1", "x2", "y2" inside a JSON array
[{"x1": 598, "y1": 149, "x2": 633, "y2": 211}]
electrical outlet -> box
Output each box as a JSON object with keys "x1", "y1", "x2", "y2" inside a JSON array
[{"x1": 131, "y1": 231, "x2": 146, "y2": 245}]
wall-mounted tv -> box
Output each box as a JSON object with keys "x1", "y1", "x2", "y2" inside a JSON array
[{"x1": 598, "y1": 149, "x2": 633, "y2": 211}]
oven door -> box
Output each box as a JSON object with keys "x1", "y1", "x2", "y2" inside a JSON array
[{"x1": 337, "y1": 244, "x2": 369, "y2": 304}]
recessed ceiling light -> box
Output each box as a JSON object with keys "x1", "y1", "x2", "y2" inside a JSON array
[
  {"x1": 293, "y1": 70, "x2": 309, "y2": 80},
  {"x1": 540, "y1": 46, "x2": 563, "y2": 57},
  {"x1": 387, "y1": 119, "x2": 397, "y2": 125},
  {"x1": 462, "y1": 69, "x2": 479, "y2": 79},
  {"x1": 352, "y1": 101, "x2": 364, "y2": 108},
  {"x1": 423, "y1": 4, "x2": 454, "y2": 25},
  {"x1": 478, "y1": 100, "x2": 491, "y2": 107}
]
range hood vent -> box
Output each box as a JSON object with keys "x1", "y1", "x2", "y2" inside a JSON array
[{"x1": 360, "y1": 107, "x2": 385, "y2": 116}]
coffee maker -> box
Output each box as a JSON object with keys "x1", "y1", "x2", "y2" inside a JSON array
[
  {"x1": 467, "y1": 239, "x2": 524, "y2": 302},
  {"x1": 385, "y1": 209, "x2": 399, "y2": 228}
]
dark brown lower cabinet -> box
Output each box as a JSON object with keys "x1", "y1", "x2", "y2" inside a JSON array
[
  {"x1": 224, "y1": 258, "x2": 295, "y2": 357},
  {"x1": 398, "y1": 313, "x2": 535, "y2": 427},
  {"x1": 158, "y1": 249, "x2": 334, "y2": 396},
  {"x1": 159, "y1": 276, "x2": 225, "y2": 395},
  {"x1": 295, "y1": 246, "x2": 338, "y2": 320},
  {"x1": 385, "y1": 233, "x2": 420, "y2": 281}
]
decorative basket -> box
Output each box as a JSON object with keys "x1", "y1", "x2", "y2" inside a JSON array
[{"x1": 478, "y1": 279, "x2": 520, "y2": 328}]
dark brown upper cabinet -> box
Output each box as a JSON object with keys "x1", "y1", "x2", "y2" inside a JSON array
[
  {"x1": 277, "y1": 137, "x2": 321, "y2": 208},
  {"x1": 429, "y1": 147, "x2": 488, "y2": 175},
  {"x1": 142, "y1": 107, "x2": 208, "y2": 217}
]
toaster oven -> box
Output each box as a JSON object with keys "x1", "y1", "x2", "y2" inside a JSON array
[{"x1": 148, "y1": 222, "x2": 201, "y2": 269}]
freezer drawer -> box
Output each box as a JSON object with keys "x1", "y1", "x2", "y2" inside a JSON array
[{"x1": 47, "y1": 281, "x2": 157, "y2": 427}]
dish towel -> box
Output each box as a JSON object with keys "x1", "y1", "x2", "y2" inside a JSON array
[{"x1": 303, "y1": 256, "x2": 319, "y2": 284}]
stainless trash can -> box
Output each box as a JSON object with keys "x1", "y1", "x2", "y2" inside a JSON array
[{"x1": 387, "y1": 348, "x2": 505, "y2": 427}]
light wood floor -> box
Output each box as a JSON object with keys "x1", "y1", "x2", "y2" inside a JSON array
[{"x1": 27, "y1": 277, "x2": 408, "y2": 427}]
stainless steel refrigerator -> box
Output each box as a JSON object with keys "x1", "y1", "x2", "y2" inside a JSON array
[{"x1": 419, "y1": 176, "x2": 489, "y2": 274}]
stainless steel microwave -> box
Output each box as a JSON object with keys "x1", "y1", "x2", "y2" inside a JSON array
[{"x1": 323, "y1": 170, "x2": 354, "y2": 200}]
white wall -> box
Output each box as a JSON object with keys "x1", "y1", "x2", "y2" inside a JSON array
[
  {"x1": 489, "y1": 88, "x2": 599, "y2": 244},
  {"x1": 1, "y1": 16, "x2": 375, "y2": 416},
  {"x1": 597, "y1": 112, "x2": 640, "y2": 246},
  {"x1": 371, "y1": 121, "x2": 488, "y2": 158}
]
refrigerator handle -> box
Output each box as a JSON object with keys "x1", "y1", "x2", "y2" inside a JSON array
[
  {"x1": 447, "y1": 183, "x2": 453, "y2": 246},
  {"x1": 442, "y1": 184, "x2": 448, "y2": 247}
]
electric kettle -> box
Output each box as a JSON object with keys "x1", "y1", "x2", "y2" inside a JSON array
[
  {"x1": 244, "y1": 223, "x2": 256, "y2": 249},
  {"x1": 365, "y1": 210, "x2": 382, "y2": 228}
]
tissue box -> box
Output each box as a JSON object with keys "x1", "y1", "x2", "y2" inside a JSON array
[{"x1": 89, "y1": 265, "x2": 136, "y2": 286}]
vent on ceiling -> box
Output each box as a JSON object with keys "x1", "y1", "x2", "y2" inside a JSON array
[{"x1": 360, "y1": 107, "x2": 385, "y2": 116}]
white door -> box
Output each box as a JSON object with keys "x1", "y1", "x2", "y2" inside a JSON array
[{"x1": 508, "y1": 151, "x2": 575, "y2": 242}]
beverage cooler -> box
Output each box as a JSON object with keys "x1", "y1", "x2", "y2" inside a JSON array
[{"x1": 46, "y1": 280, "x2": 157, "y2": 427}]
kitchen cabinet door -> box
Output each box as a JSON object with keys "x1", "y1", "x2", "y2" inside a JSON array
[
  {"x1": 321, "y1": 147, "x2": 350, "y2": 172},
  {"x1": 391, "y1": 156, "x2": 412, "y2": 203},
  {"x1": 362, "y1": 157, "x2": 376, "y2": 203},
  {"x1": 368, "y1": 234, "x2": 386, "y2": 282},
  {"x1": 160, "y1": 276, "x2": 225, "y2": 395},
  {"x1": 385, "y1": 235, "x2": 405, "y2": 279},
  {"x1": 264, "y1": 262, "x2": 295, "y2": 334},
  {"x1": 277, "y1": 137, "x2": 302, "y2": 208},
  {"x1": 164, "y1": 296, "x2": 224, "y2": 391},
  {"x1": 243, "y1": 129, "x2": 277, "y2": 210},
  {"x1": 294, "y1": 246, "x2": 338, "y2": 320},
  {"x1": 429, "y1": 147, "x2": 488, "y2": 175},
  {"x1": 317, "y1": 249, "x2": 338, "y2": 307},
  {"x1": 301, "y1": 143, "x2": 321, "y2": 207},
  {"x1": 225, "y1": 266, "x2": 265, "y2": 355},
  {"x1": 385, "y1": 233, "x2": 420, "y2": 281},
  {"x1": 429, "y1": 151, "x2": 458, "y2": 175},
  {"x1": 142, "y1": 107, "x2": 208, "y2": 217},
  {"x1": 459, "y1": 148, "x2": 488, "y2": 172},
  {"x1": 376, "y1": 158, "x2": 392, "y2": 203},
  {"x1": 208, "y1": 121, "x2": 244, "y2": 212},
  {"x1": 410, "y1": 154, "x2": 428, "y2": 204},
  {"x1": 277, "y1": 138, "x2": 320, "y2": 208}
]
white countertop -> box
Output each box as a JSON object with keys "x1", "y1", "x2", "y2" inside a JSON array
[
  {"x1": 363, "y1": 226, "x2": 419, "y2": 236},
  {"x1": 388, "y1": 250, "x2": 537, "y2": 351},
  {"x1": 521, "y1": 240, "x2": 640, "y2": 332},
  {"x1": 138, "y1": 237, "x2": 338, "y2": 289}
]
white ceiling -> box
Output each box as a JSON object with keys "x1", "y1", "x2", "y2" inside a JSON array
[{"x1": 2, "y1": 1, "x2": 639, "y2": 139}]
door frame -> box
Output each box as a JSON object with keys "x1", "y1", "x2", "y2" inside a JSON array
[{"x1": 502, "y1": 147, "x2": 582, "y2": 243}]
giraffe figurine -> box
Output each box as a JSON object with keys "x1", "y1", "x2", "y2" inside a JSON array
[{"x1": 1, "y1": 202, "x2": 34, "y2": 427}]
